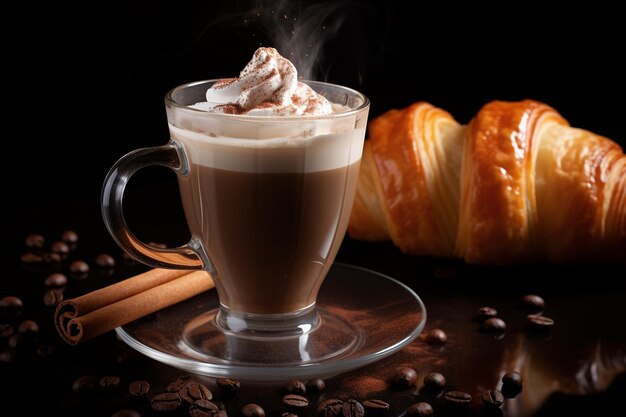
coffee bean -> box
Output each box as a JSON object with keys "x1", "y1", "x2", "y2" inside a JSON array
[
  {"x1": 526, "y1": 314, "x2": 554, "y2": 331},
  {"x1": 25, "y1": 233, "x2": 45, "y2": 249},
  {"x1": 242, "y1": 403, "x2": 265, "y2": 417},
  {"x1": 129, "y1": 380, "x2": 150, "y2": 397},
  {"x1": 306, "y1": 377, "x2": 326, "y2": 393},
  {"x1": 476, "y1": 306, "x2": 498, "y2": 321},
  {"x1": 179, "y1": 382, "x2": 212, "y2": 403},
  {"x1": 36, "y1": 344, "x2": 54, "y2": 358},
  {"x1": 95, "y1": 253, "x2": 116, "y2": 268},
  {"x1": 45, "y1": 273, "x2": 68, "y2": 288},
  {"x1": 393, "y1": 367, "x2": 418, "y2": 388},
  {"x1": 100, "y1": 375, "x2": 121, "y2": 390},
  {"x1": 190, "y1": 399, "x2": 220, "y2": 417},
  {"x1": 42, "y1": 252, "x2": 62, "y2": 265},
  {"x1": 69, "y1": 260, "x2": 90, "y2": 277},
  {"x1": 362, "y1": 399, "x2": 389, "y2": 415},
  {"x1": 406, "y1": 402, "x2": 433, "y2": 417},
  {"x1": 341, "y1": 399, "x2": 364, "y2": 417},
  {"x1": 111, "y1": 409, "x2": 140, "y2": 417},
  {"x1": 167, "y1": 375, "x2": 193, "y2": 391},
  {"x1": 43, "y1": 289, "x2": 64, "y2": 307},
  {"x1": 0, "y1": 296, "x2": 23, "y2": 312},
  {"x1": 8, "y1": 333, "x2": 27, "y2": 349},
  {"x1": 521, "y1": 294, "x2": 545, "y2": 312},
  {"x1": 283, "y1": 394, "x2": 308, "y2": 411},
  {"x1": 425, "y1": 328, "x2": 447, "y2": 345},
  {"x1": 20, "y1": 253, "x2": 43, "y2": 264},
  {"x1": 18, "y1": 319, "x2": 39, "y2": 335},
  {"x1": 285, "y1": 379, "x2": 306, "y2": 395},
  {"x1": 482, "y1": 317, "x2": 506, "y2": 333},
  {"x1": 0, "y1": 350, "x2": 19, "y2": 363},
  {"x1": 72, "y1": 375, "x2": 99, "y2": 393},
  {"x1": 423, "y1": 372, "x2": 446, "y2": 390},
  {"x1": 216, "y1": 378, "x2": 240, "y2": 395},
  {"x1": 317, "y1": 399, "x2": 343, "y2": 417},
  {"x1": 0, "y1": 323, "x2": 14, "y2": 338},
  {"x1": 481, "y1": 389, "x2": 504, "y2": 408},
  {"x1": 61, "y1": 230, "x2": 79, "y2": 246},
  {"x1": 151, "y1": 392, "x2": 182, "y2": 411},
  {"x1": 51, "y1": 241, "x2": 70, "y2": 258},
  {"x1": 444, "y1": 390, "x2": 472, "y2": 405},
  {"x1": 501, "y1": 371, "x2": 523, "y2": 398}
]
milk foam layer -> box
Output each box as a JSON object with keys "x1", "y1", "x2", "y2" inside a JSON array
[
  {"x1": 192, "y1": 48, "x2": 334, "y2": 116},
  {"x1": 170, "y1": 124, "x2": 365, "y2": 173}
]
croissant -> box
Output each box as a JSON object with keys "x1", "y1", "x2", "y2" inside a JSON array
[{"x1": 348, "y1": 100, "x2": 626, "y2": 264}]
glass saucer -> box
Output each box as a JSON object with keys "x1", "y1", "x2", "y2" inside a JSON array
[{"x1": 116, "y1": 263, "x2": 427, "y2": 381}]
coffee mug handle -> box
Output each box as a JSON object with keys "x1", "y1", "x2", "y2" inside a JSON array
[{"x1": 101, "y1": 141, "x2": 204, "y2": 270}]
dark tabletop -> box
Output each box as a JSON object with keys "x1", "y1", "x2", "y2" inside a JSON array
[{"x1": 2, "y1": 179, "x2": 625, "y2": 417}]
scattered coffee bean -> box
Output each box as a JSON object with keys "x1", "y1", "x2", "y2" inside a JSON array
[
  {"x1": 0, "y1": 350, "x2": 19, "y2": 363},
  {"x1": 306, "y1": 377, "x2": 326, "y2": 392},
  {"x1": 167, "y1": 375, "x2": 193, "y2": 391},
  {"x1": 317, "y1": 399, "x2": 343, "y2": 417},
  {"x1": 482, "y1": 317, "x2": 507, "y2": 333},
  {"x1": 36, "y1": 344, "x2": 54, "y2": 358},
  {"x1": 18, "y1": 319, "x2": 39, "y2": 335},
  {"x1": 0, "y1": 296, "x2": 23, "y2": 312},
  {"x1": 242, "y1": 403, "x2": 265, "y2": 417},
  {"x1": 425, "y1": 328, "x2": 447, "y2": 345},
  {"x1": 501, "y1": 371, "x2": 523, "y2": 397},
  {"x1": 179, "y1": 382, "x2": 212, "y2": 403},
  {"x1": 341, "y1": 399, "x2": 364, "y2": 417},
  {"x1": 444, "y1": 390, "x2": 472, "y2": 405},
  {"x1": 393, "y1": 366, "x2": 418, "y2": 389},
  {"x1": 42, "y1": 252, "x2": 62, "y2": 264},
  {"x1": 8, "y1": 333, "x2": 27, "y2": 349},
  {"x1": 481, "y1": 389, "x2": 504, "y2": 408},
  {"x1": 51, "y1": 241, "x2": 70, "y2": 258},
  {"x1": 285, "y1": 379, "x2": 306, "y2": 395},
  {"x1": 95, "y1": 253, "x2": 116, "y2": 268},
  {"x1": 20, "y1": 253, "x2": 43, "y2": 264},
  {"x1": 111, "y1": 409, "x2": 140, "y2": 417},
  {"x1": 72, "y1": 375, "x2": 99, "y2": 393},
  {"x1": 100, "y1": 375, "x2": 121, "y2": 390},
  {"x1": 216, "y1": 377, "x2": 240, "y2": 395},
  {"x1": 190, "y1": 399, "x2": 220, "y2": 417},
  {"x1": 129, "y1": 380, "x2": 150, "y2": 397},
  {"x1": 423, "y1": 372, "x2": 446, "y2": 390},
  {"x1": 526, "y1": 314, "x2": 554, "y2": 331},
  {"x1": 283, "y1": 394, "x2": 308, "y2": 411},
  {"x1": 406, "y1": 402, "x2": 433, "y2": 417},
  {"x1": 61, "y1": 230, "x2": 79, "y2": 246},
  {"x1": 521, "y1": 294, "x2": 545, "y2": 312},
  {"x1": 25, "y1": 233, "x2": 45, "y2": 249},
  {"x1": 44, "y1": 272, "x2": 68, "y2": 287},
  {"x1": 362, "y1": 399, "x2": 389, "y2": 415},
  {"x1": 476, "y1": 306, "x2": 498, "y2": 321},
  {"x1": 69, "y1": 260, "x2": 90, "y2": 277},
  {"x1": 0, "y1": 323, "x2": 14, "y2": 338},
  {"x1": 151, "y1": 392, "x2": 182, "y2": 412},
  {"x1": 43, "y1": 289, "x2": 64, "y2": 307}
]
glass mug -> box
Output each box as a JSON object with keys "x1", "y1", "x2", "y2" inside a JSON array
[{"x1": 101, "y1": 80, "x2": 369, "y2": 355}]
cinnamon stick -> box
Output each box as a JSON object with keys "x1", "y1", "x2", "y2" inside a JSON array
[{"x1": 55, "y1": 268, "x2": 214, "y2": 345}]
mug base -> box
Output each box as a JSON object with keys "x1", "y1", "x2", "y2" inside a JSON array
[{"x1": 115, "y1": 263, "x2": 426, "y2": 380}]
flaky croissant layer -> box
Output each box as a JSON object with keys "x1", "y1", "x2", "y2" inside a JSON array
[{"x1": 348, "y1": 100, "x2": 626, "y2": 264}]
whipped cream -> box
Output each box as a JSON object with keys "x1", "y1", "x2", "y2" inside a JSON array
[{"x1": 192, "y1": 47, "x2": 334, "y2": 116}]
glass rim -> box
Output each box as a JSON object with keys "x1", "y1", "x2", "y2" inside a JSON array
[{"x1": 165, "y1": 79, "x2": 370, "y2": 121}]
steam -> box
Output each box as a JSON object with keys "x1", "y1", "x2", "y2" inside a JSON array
[{"x1": 246, "y1": 1, "x2": 347, "y2": 81}]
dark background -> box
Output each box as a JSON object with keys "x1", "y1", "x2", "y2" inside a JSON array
[{"x1": 7, "y1": 0, "x2": 626, "y2": 216}]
